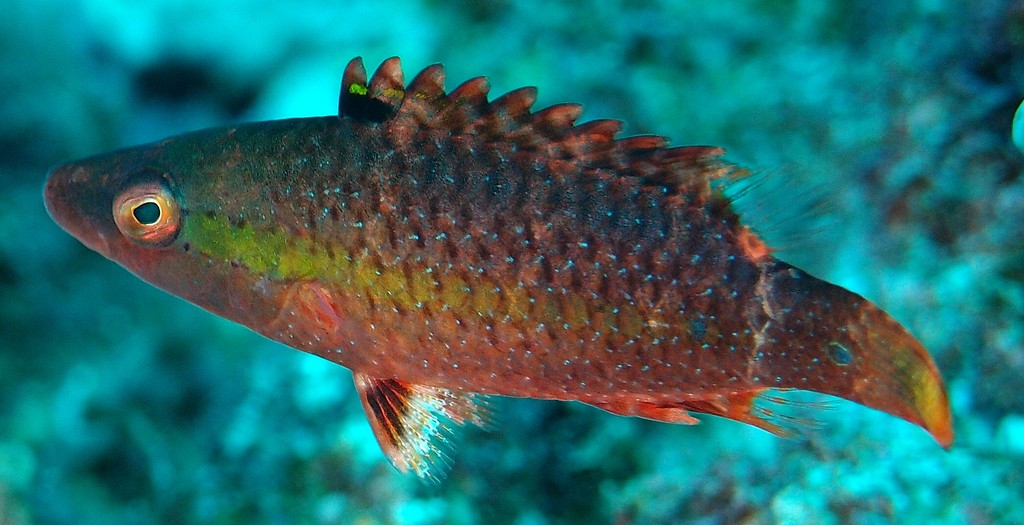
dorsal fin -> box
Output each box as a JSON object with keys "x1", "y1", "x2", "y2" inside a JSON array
[
  {"x1": 338, "y1": 57, "x2": 743, "y2": 193},
  {"x1": 339, "y1": 57, "x2": 397, "y2": 123}
]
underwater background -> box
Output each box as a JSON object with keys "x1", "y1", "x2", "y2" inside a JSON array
[{"x1": 2, "y1": 0, "x2": 1023, "y2": 523}]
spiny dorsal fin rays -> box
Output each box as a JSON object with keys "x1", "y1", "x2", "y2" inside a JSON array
[
  {"x1": 488, "y1": 87, "x2": 539, "y2": 128},
  {"x1": 338, "y1": 56, "x2": 744, "y2": 194},
  {"x1": 339, "y1": 57, "x2": 396, "y2": 123},
  {"x1": 442, "y1": 76, "x2": 491, "y2": 128},
  {"x1": 369, "y1": 56, "x2": 405, "y2": 101},
  {"x1": 353, "y1": 373, "x2": 489, "y2": 482},
  {"x1": 399, "y1": 64, "x2": 447, "y2": 125},
  {"x1": 406, "y1": 63, "x2": 446, "y2": 101},
  {"x1": 341, "y1": 56, "x2": 367, "y2": 93},
  {"x1": 533, "y1": 103, "x2": 585, "y2": 136}
]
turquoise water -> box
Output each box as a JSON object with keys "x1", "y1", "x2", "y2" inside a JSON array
[{"x1": 2, "y1": 1, "x2": 1022, "y2": 523}]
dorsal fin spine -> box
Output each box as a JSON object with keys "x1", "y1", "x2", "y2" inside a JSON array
[{"x1": 340, "y1": 57, "x2": 739, "y2": 192}]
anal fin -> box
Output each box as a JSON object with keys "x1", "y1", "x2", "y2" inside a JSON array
[
  {"x1": 354, "y1": 373, "x2": 488, "y2": 481},
  {"x1": 587, "y1": 398, "x2": 701, "y2": 425},
  {"x1": 586, "y1": 389, "x2": 827, "y2": 438}
]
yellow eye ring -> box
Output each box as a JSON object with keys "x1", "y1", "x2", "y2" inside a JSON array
[{"x1": 113, "y1": 181, "x2": 182, "y2": 247}]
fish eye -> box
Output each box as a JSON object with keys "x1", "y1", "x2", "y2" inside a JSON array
[{"x1": 113, "y1": 179, "x2": 182, "y2": 247}]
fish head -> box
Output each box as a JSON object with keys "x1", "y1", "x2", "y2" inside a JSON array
[{"x1": 44, "y1": 125, "x2": 295, "y2": 331}]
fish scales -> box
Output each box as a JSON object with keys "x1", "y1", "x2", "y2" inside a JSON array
[
  {"x1": 226, "y1": 117, "x2": 759, "y2": 397},
  {"x1": 44, "y1": 57, "x2": 952, "y2": 480}
]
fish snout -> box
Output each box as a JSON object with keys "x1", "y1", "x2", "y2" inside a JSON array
[{"x1": 44, "y1": 163, "x2": 113, "y2": 257}]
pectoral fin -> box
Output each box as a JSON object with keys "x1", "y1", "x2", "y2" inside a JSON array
[{"x1": 354, "y1": 373, "x2": 488, "y2": 481}]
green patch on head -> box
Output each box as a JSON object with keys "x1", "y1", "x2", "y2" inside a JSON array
[{"x1": 184, "y1": 212, "x2": 335, "y2": 280}]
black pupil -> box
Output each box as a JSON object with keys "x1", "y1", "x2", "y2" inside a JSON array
[{"x1": 133, "y1": 201, "x2": 161, "y2": 225}]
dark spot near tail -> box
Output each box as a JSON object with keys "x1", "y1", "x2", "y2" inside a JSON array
[
  {"x1": 827, "y1": 342, "x2": 852, "y2": 365},
  {"x1": 182, "y1": 242, "x2": 191, "y2": 253},
  {"x1": 690, "y1": 319, "x2": 707, "y2": 341}
]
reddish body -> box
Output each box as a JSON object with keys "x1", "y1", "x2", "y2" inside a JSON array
[{"x1": 44, "y1": 58, "x2": 952, "y2": 478}]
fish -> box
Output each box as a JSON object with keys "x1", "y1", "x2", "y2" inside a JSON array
[{"x1": 44, "y1": 57, "x2": 953, "y2": 480}]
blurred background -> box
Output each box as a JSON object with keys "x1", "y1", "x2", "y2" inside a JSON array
[{"x1": 2, "y1": 0, "x2": 1024, "y2": 523}]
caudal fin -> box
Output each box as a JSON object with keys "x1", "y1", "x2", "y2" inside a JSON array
[
  {"x1": 839, "y1": 300, "x2": 953, "y2": 448},
  {"x1": 762, "y1": 262, "x2": 953, "y2": 448}
]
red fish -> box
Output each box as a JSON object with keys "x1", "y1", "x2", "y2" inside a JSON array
[{"x1": 44, "y1": 57, "x2": 952, "y2": 479}]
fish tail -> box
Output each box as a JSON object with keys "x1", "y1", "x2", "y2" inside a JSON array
[
  {"x1": 839, "y1": 299, "x2": 953, "y2": 448},
  {"x1": 763, "y1": 262, "x2": 954, "y2": 448}
]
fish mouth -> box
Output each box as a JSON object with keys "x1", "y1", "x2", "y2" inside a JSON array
[{"x1": 44, "y1": 163, "x2": 113, "y2": 257}]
